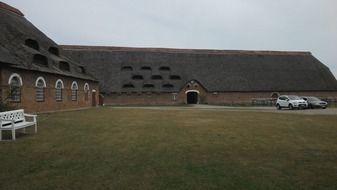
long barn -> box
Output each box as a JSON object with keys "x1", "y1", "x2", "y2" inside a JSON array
[{"x1": 62, "y1": 45, "x2": 337, "y2": 105}]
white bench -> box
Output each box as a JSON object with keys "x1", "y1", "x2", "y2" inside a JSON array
[{"x1": 0, "y1": 109, "x2": 37, "y2": 141}]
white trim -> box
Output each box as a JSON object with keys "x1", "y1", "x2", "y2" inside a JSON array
[
  {"x1": 8, "y1": 73, "x2": 23, "y2": 86},
  {"x1": 71, "y1": 81, "x2": 78, "y2": 90},
  {"x1": 35, "y1": 76, "x2": 46, "y2": 87},
  {"x1": 55, "y1": 79, "x2": 64, "y2": 89},
  {"x1": 185, "y1": 90, "x2": 200, "y2": 94},
  {"x1": 84, "y1": 83, "x2": 90, "y2": 91}
]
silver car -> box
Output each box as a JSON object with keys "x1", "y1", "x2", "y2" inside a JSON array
[{"x1": 301, "y1": 96, "x2": 328, "y2": 109}]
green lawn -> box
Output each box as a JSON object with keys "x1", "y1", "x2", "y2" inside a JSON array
[{"x1": 1, "y1": 107, "x2": 337, "y2": 190}]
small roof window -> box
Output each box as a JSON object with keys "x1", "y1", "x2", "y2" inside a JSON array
[
  {"x1": 141, "y1": 66, "x2": 152, "y2": 71},
  {"x1": 151, "y1": 75, "x2": 163, "y2": 80},
  {"x1": 33, "y1": 54, "x2": 48, "y2": 67},
  {"x1": 59, "y1": 61, "x2": 70, "y2": 72},
  {"x1": 132, "y1": 75, "x2": 144, "y2": 80},
  {"x1": 49, "y1": 47, "x2": 59, "y2": 56},
  {"x1": 121, "y1": 66, "x2": 133, "y2": 71},
  {"x1": 159, "y1": 66, "x2": 170, "y2": 71},
  {"x1": 25, "y1": 39, "x2": 39, "y2": 51}
]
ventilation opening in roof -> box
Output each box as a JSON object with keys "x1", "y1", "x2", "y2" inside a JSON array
[
  {"x1": 121, "y1": 66, "x2": 133, "y2": 71},
  {"x1": 170, "y1": 75, "x2": 181, "y2": 80},
  {"x1": 132, "y1": 75, "x2": 144, "y2": 80},
  {"x1": 49, "y1": 47, "x2": 59, "y2": 56},
  {"x1": 79, "y1": 66, "x2": 86, "y2": 74},
  {"x1": 33, "y1": 54, "x2": 48, "y2": 67},
  {"x1": 25, "y1": 39, "x2": 39, "y2": 51},
  {"x1": 163, "y1": 84, "x2": 174, "y2": 88},
  {"x1": 143, "y1": 84, "x2": 154, "y2": 88},
  {"x1": 122, "y1": 84, "x2": 135, "y2": 88},
  {"x1": 151, "y1": 75, "x2": 163, "y2": 80},
  {"x1": 59, "y1": 61, "x2": 70, "y2": 72},
  {"x1": 141, "y1": 66, "x2": 152, "y2": 71},
  {"x1": 159, "y1": 66, "x2": 170, "y2": 71}
]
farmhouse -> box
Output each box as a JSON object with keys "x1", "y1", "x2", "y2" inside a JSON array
[
  {"x1": 0, "y1": 2, "x2": 99, "y2": 112},
  {"x1": 1, "y1": 1, "x2": 337, "y2": 110}
]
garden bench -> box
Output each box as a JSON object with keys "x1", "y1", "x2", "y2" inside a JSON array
[{"x1": 0, "y1": 109, "x2": 37, "y2": 141}]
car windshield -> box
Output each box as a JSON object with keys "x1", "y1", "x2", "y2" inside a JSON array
[
  {"x1": 288, "y1": 95, "x2": 302, "y2": 100},
  {"x1": 307, "y1": 97, "x2": 320, "y2": 101}
]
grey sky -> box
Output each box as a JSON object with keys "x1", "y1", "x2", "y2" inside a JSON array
[{"x1": 4, "y1": 0, "x2": 337, "y2": 78}]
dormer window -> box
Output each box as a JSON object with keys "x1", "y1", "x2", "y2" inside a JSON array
[
  {"x1": 79, "y1": 66, "x2": 86, "y2": 74},
  {"x1": 143, "y1": 84, "x2": 154, "y2": 88},
  {"x1": 163, "y1": 84, "x2": 174, "y2": 88},
  {"x1": 59, "y1": 61, "x2": 70, "y2": 72},
  {"x1": 121, "y1": 66, "x2": 133, "y2": 71},
  {"x1": 48, "y1": 47, "x2": 59, "y2": 56},
  {"x1": 132, "y1": 75, "x2": 143, "y2": 80},
  {"x1": 141, "y1": 66, "x2": 152, "y2": 71},
  {"x1": 25, "y1": 39, "x2": 39, "y2": 51},
  {"x1": 170, "y1": 75, "x2": 181, "y2": 80},
  {"x1": 151, "y1": 75, "x2": 163, "y2": 80},
  {"x1": 33, "y1": 54, "x2": 48, "y2": 67},
  {"x1": 159, "y1": 66, "x2": 170, "y2": 71},
  {"x1": 123, "y1": 84, "x2": 135, "y2": 88}
]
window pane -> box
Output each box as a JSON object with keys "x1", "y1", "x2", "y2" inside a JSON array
[
  {"x1": 55, "y1": 88, "x2": 62, "y2": 101},
  {"x1": 36, "y1": 87, "x2": 44, "y2": 102},
  {"x1": 71, "y1": 90, "x2": 77, "y2": 101}
]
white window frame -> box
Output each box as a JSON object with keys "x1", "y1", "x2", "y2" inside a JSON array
[
  {"x1": 71, "y1": 81, "x2": 78, "y2": 101},
  {"x1": 55, "y1": 79, "x2": 64, "y2": 101},
  {"x1": 35, "y1": 76, "x2": 46, "y2": 102},
  {"x1": 8, "y1": 73, "x2": 23, "y2": 102}
]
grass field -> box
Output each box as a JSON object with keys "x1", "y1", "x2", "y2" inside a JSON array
[{"x1": 1, "y1": 107, "x2": 337, "y2": 190}]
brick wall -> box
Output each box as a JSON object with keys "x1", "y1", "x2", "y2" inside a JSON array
[{"x1": 1, "y1": 67, "x2": 99, "y2": 112}]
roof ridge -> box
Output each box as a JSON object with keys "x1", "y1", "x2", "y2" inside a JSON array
[
  {"x1": 61, "y1": 45, "x2": 311, "y2": 56},
  {"x1": 0, "y1": 2, "x2": 24, "y2": 16}
]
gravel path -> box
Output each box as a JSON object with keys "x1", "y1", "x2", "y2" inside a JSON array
[{"x1": 111, "y1": 105, "x2": 337, "y2": 115}]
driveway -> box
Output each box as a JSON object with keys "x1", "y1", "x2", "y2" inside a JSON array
[{"x1": 111, "y1": 105, "x2": 337, "y2": 115}]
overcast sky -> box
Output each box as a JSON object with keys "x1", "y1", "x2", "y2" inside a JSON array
[{"x1": 4, "y1": 0, "x2": 337, "y2": 78}]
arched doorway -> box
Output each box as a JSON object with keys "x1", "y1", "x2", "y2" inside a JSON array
[{"x1": 186, "y1": 91, "x2": 198, "y2": 104}]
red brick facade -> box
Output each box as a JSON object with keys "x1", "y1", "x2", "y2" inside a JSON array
[
  {"x1": 1, "y1": 67, "x2": 99, "y2": 112},
  {"x1": 102, "y1": 80, "x2": 337, "y2": 106}
]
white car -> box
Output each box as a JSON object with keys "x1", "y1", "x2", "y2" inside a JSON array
[{"x1": 276, "y1": 95, "x2": 308, "y2": 110}]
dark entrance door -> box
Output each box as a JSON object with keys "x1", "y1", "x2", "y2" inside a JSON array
[
  {"x1": 187, "y1": 92, "x2": 198, "y2": 104},
  {"x1": 92, "y1": 91, "x2": 96, "y2": 107}
]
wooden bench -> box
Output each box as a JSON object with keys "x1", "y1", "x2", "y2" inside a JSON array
[{"x1": 0, "y1": 109, "x2": 37, "y2": 141}]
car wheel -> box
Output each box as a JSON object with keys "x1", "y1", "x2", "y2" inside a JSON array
[
  {"x1": 309, "y1": 104, "x2": 313, "y2": 109},
  {"x1": 276, "y1": 104, "x2": 281, "y2": 110},
  {"x1": 289, "y1": 104, "x2": 294, "y2": 110},
  {"x1": 322, "y1": 107, "x2": 327, "y2": 109}
]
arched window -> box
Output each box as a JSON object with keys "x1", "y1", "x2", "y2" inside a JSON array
[
  {"x1": 8, "y1": 73, "x2": 23, "y2": 102},
  {"x1": 35, "y1": 77, "x2": 46, "y2": 102},
  {"x1": 84, "y1": 83, "x2": 90, "y2": 101},
  {"x1": 55, "y1": 79, "x2": 64, "y2": 101},
  {"x1": 71, "y1": 81, "x2": 78, "y2": 101}
]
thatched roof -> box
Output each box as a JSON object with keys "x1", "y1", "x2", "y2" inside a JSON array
[
  {"x1": 62, "y1": 45, "x2": 337, "y2": 93},
  {"x1": 0, "y1": 2, "x2": 97, "y2": 82}
]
